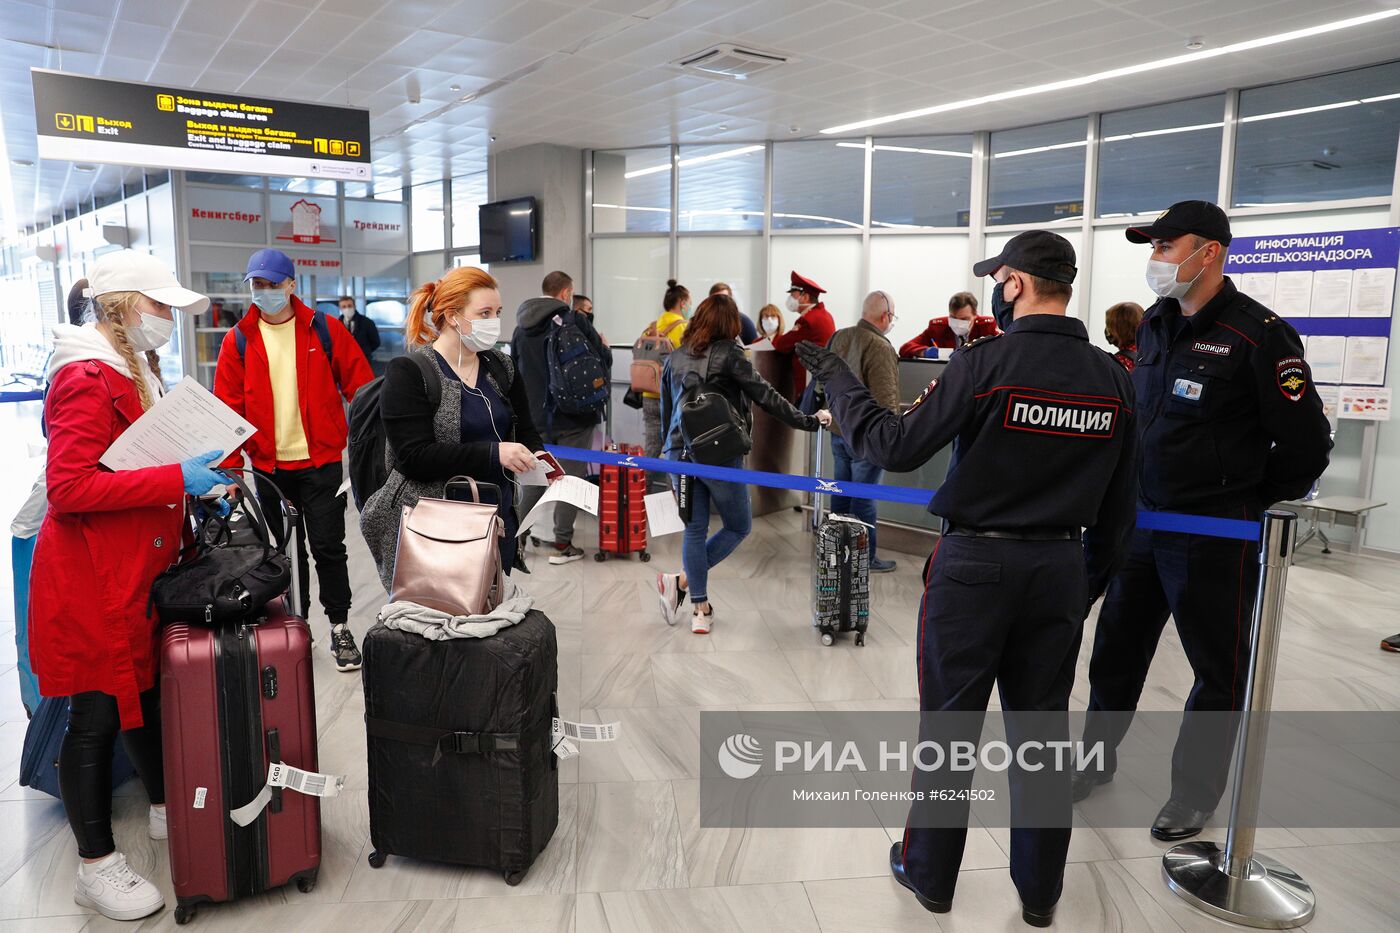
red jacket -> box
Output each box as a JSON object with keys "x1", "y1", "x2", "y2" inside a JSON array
[
  {"x1": 214, "y1": 296, "x2": 372, "y2": 471},
  {"x1": 771, "y1": 302, "x2": 836, "y2": 399},
  {"x1": 30, "y1": 361, "x2": 187, "y2": 729},
  {"x1": 899, "y1": 315, "x2": 1000, "y2": 358}
]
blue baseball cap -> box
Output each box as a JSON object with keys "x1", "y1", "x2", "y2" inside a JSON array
[{"x1": 244, "y1": 248, "x2": 295, "y2": 284}]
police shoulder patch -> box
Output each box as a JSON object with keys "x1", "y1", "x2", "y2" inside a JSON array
[
  {"x1": 905, "y1": 378, "x2": 938, "y2": 415},
  {"x1": 1276, "y1": 357, "x2": 1308, "y2": 402},
  {"x1": 960, "y1": 332, "x2": 1002, "y2": 352}
]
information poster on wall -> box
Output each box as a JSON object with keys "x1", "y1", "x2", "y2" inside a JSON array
[
  {"x1": 1225, "y1": 227, "x2": 1398, "y2": 387},
  {"x1": 32, "y1": 69, "x2": 371, "y2": 181}
]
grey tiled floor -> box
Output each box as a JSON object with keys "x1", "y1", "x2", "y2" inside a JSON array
[{"x1": 3, "y1": 503, "x2": 1399, "y2": 932}]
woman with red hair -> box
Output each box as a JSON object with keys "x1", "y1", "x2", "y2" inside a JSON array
[{"x1": 359, "y1": 266, "x2": 547, "y2": 587}]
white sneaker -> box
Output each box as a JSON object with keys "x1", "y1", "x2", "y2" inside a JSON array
[
  {"x1": 691, "y1": 609, "x2": 712, "y2": 634},
  {"x1": 74, "y1": 852, "x2": 165, "y2": 921},
  {"x1": 656, "y1": 572, "x2": 685, "y2": 627},
  {"x1": 148, "y1": 805, "x2": 167, "y2": 841}
]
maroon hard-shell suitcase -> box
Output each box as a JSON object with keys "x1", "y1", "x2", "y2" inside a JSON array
[{"x1": 160, "y1": 599, "x2": 320, "y2": 924}]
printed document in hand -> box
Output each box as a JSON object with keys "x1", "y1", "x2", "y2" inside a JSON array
[
  {"x1": 518, "y1": 475, "x2": 598, "y2": 532},
  {"x1": 100, "y1": 376, "x2": 256, "y2": 471},
  {"x1": 644, "y1": 490, "x2": 686, "y2": 536},
  {"x1": 747, "y1": 337, "x2": 775, "y2": 351}
]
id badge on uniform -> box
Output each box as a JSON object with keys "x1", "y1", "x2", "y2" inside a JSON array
[{"x1": 1172, "y1": 378, "x2": 1204, "y2": 402}]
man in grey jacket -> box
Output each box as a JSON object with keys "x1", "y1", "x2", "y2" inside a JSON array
[
  {"x1": 512, "y1": 271, "x2": 612, "y2": 564},
  {"x1": 826, "y1": 290, "x2": 901, "y2": 571}
]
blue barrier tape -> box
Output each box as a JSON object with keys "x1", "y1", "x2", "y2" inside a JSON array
[
  {"x1": 1133, "y1": 509, "x2": 1260, "y2": 542},
  {"x1": 0, "y1": 390, "x2": 44, "y2": 404},
  {"x1": 545, "y1": 445, "x2": 1262, "y2": 542}
]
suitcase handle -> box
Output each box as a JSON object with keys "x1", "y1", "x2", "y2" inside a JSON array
[{"x1": 267, "y1": 728, "x2": 283, "y2": 813}]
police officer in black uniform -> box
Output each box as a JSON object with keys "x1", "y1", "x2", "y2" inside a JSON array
[
  {"x1": 1074, "y1": 201, "x2": 1332, "y2": 842},
  {"x1": 797, "y1": 231, "x2": 1137, "y2": 927}
]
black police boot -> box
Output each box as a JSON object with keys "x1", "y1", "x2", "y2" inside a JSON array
[
  {"x1": 888, "y1": 843, "x2": 951, "y2": 914},
  {"x1": 1150, "y1": 798, "x2": 1213, "y2": 841},
  {"x1": 1381, "y1": 631, "x2": 1400, "y2": 652},
  {"x1": 1071, "y1": 767, "x2": 1112, "y2": 802},
  {"x1": 1022, "y1": 902, "x2": 1056, "y2": 927}
]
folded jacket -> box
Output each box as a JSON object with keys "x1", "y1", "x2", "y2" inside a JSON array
[{"x1": 378, "y1": 590, "x2": 535, "y2": 640}]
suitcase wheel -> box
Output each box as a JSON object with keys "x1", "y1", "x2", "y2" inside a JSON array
[
  {"x1": 639, "y1": 550, "x2": 651, "y2": 562},
  {"x1": 175, "y1": 905, "x2": 194, "y2": 925},
  {"x1": 820, "y1": 632, "x2": 834, "y2": 647},
  {"x1": 504, "y1": 869, "x2": 526, "y2": 886},
  {"x1": 297, "y1": 875, "x2": 316, "y2": 893},
  {"x1": 594, "y1": 552, "x2": 607, "y2": 562},
  {"x1": 855, "y1": 632, "x2": 865, "y2": 647},
  {"x1": 368, "y1": 850, "x2": 388, "y2": 869}
]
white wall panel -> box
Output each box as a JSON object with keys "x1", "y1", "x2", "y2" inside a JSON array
[
  {"x1": 768, "y1": 236, "x2": 863, "y2": 330},
  {"x1": 676, "y1": 236, "x2": 764, "y2": 321},
  {"x1": 591, "y1": 236, "x2": 671, "y2": 343},
  {"x1": 869, "y1": 234, "x2": 972, "y2": 351}
]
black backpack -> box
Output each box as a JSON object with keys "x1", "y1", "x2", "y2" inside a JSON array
[
  {"x1": 545, "y1": 311, "x2": 609, "y2": 416},
  {"x1": 678, "y1": 369, "x2": 750, "y2": 465},
  {"x1": 346, "y1": 353, "x2": 440, "y2": 509}
]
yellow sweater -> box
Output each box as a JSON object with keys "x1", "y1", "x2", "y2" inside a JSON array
[{"x1": 258, "y1": 317, "x2": 310, "y2": 462}]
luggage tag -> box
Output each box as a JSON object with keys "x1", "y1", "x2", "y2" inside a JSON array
[
  {"x1": 230, "y1": 762, "x2": 346, "y2": 827},
  {"x1": 550, "y1": 717, "x2": 621, "y2": 760}
]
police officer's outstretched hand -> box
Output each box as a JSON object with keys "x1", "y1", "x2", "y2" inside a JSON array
[{"x1": 795, "y1": 341, "x2": 851, "y2": 385}]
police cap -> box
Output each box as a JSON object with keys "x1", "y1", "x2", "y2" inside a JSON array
[{"x1": 973, "y1": 230, "x2": 1077, "y2": 284}]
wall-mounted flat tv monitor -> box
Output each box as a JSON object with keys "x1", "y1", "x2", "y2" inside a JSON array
[{"x1": 479, "y1": 196, "x2": 538, "y2": 263}]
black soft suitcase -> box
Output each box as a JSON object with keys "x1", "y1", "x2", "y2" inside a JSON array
[
  {"x1": 361, "y1": 609, "x2": 559, "y2": 884},
  {"x1": 811, "y1": 427, "x2": 871, "y2": 647}
]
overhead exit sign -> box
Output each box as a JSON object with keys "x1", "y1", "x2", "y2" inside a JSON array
[{"x1": 33, "y1": 69, "x2": 371, "y2": 181}]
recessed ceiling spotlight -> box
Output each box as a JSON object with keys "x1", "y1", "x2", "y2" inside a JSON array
[
  {"x1": 718, "y1": 124, "x2": 728, "y2": 131},
  {"x1": 449, "y1": 84, "x2": 461, "y2": 92},
  {"x1": 1185, "y1": 36, "x2": 1205, "y2": 50},
  {"x1": 490, "y1": 134, "x2": 497, "y2": 142},
  {"x1": 73, "y1": 164, "x2": 96, "y2": 172},
  {"x1": 788, "y1": 125, "x2": 800, "y2": 134},
  {"x1": 11, "y1": 158, "x2": 33, "y2": 167}
]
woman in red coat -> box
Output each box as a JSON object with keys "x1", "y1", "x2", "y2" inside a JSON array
[{"x1": 30, "y1": 250, "x2": 226, "y2": 921}]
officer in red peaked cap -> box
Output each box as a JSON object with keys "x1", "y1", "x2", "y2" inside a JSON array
[{"x1": 771, "y1": 271, "x2": 835, "y2": 399}]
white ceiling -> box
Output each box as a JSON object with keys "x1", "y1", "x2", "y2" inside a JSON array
[{"x1": 3, "y1": 0, "x2": 1400, "y2": 231}]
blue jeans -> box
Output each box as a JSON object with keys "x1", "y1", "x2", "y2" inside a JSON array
[
  {"x1": 830, "y1": 433, "x2": 882, "y2": 556},
  {"x1": 671, "y1": 455, "x2": 751, "y2": 605}
]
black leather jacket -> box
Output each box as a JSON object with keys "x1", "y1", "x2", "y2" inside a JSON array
[{"x1": 660, "y1": 338, "x2": 817, "y2": 455}]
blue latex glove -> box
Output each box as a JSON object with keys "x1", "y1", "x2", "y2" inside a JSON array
[
  {"x1": 922, "y1": 347, "x2": 941, "y2": 359},
  {"x1": 181, "y1": 451, "x2": 228, "y2": 497},
  {"x1": 194, "y1": 496, "x2": 232, "y2": 521}
]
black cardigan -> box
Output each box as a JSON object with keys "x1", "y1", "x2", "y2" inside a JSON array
[{"x1": 380, "y1": 348, "x2": 545, "y2": 483}]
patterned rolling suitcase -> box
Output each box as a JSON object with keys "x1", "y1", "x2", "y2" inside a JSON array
[
  {"x1": 596, "y1": 442, "x2": 650, "y2": 562},
  {"x1": 811, "y1": 427, "x2": 871, "y2": 646}
]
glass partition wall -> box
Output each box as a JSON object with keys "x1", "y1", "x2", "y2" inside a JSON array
[{"x1": 588, "y1": 59, "x2": 1400, "y2": 551}]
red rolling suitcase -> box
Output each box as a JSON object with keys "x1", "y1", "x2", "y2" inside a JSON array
[
  {"x1": 596, "y1": 442, "x2": 650, "y2": 563},
  {"x1": 161, "y1": 604, "x2": 320, "y2": 923},
  {"x1": 160, "y1": 483, "x2": 321, "y2": 925}
]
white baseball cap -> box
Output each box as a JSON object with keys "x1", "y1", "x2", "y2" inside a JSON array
[{"x1": 86, "y1": 250, "x2": 210, "y2": 315}]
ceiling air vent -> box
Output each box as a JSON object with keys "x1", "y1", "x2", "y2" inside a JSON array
[{"x1": 675, "y1": 44, "x2": 788, "y2": 79}]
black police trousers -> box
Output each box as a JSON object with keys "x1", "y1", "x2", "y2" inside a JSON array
[
  {"x1": 59, "y1": 688, "x2": 165, "y2": 860},
  {"x1": 1082, "y1": 522, "x2": 1259, "y2": 811},
  {"x1": 901, "y1": 535, "x2": 1086, "y2": 912}
]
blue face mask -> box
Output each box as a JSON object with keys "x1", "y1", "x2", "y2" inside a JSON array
[
  {"x1": 251, "y1": 287, "x2": 288, "y2": 315},
  {"x1": 991, "y1": 281, "x2": 1015, "y2": 331}
]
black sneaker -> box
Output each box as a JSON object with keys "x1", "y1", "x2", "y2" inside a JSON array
[
  {"x1": 330, "y1": 625, "x2": 362, "y2": 672},
  {"x1": 548, "y1": 543, "x2": 585, "y2": 565}
]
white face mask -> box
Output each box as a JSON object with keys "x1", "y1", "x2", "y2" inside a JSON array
[
  {"x1": 760, "y1": 316, "x2": 779, "y2": 334},
  {"x1": 947, "y1": 316, "x2": 972, "y2": 338},
  {"x1": 1145, "y1": 243, "x2": 1208, "y2": 300},
  {"x1": 455, "y1": 315, "x2": 500, "y2": 353},
  {"x1": 785, "y1": 295, "x2": 802, "y2": 314},
  {"x1": 128, "y1": 311, "x2": 174, "y2": 352}
]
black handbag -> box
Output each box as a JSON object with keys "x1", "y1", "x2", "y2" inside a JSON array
[
  {"x1": 678, "y1": 369, "x2": 751, "y2": 466},
  {"x1": 149, "y1": 470, "x2": 294, "y2": 627}
]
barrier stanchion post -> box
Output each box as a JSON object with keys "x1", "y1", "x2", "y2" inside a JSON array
[{"x1": 1161, "y1": 509, "x2": 1315, "y2": 928}]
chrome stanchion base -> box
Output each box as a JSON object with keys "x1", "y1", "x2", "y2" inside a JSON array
[{"x1": 1162, "y1": 841, "x2": 1315, "y2": 929}]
